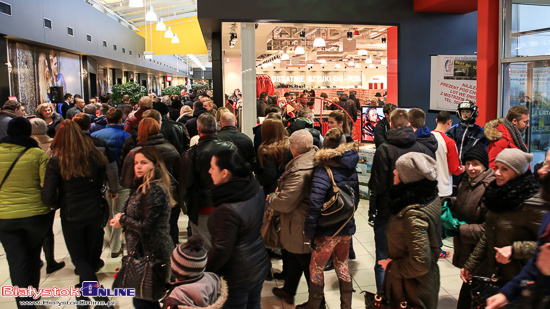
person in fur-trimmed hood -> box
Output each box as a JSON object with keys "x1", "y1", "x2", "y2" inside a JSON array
[
  {"x1": 301, "y1": 129, "x2": 359, "y2": 309},
  {"x1": 484, "y1": 105, "x2": 529, "y2": 169},
  {"x1": 378, "y1": 152, "x2": 441, "y2": 309},
  {"x1": 162, "y1": 235, "x2": 228, "y2": 309}
]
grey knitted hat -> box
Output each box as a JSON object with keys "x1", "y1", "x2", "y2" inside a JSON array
[
  {"x1": 396, "y1": 152, "x2": 438, "y2": 184},
  {"x1": 289, "y1": 129, "x2": 313, "y2": 154},
  {"x1": 495, "y1": 148, "x2": 533, "y2": 175},
  {"x1": 30, "y1": 118, "x2": 48, "y2": 136},
  {"x1": 171, "y1": 235, "x2": 207, "y2": 279}
]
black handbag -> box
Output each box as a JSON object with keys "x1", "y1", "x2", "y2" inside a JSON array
[
  {"x1": 113, "y1": 240, "x2": 169, "y2": 301},
  {"x1": 469, "y1": 274, "x2": 502, "y2": 309},
  {"x1": 318, "y1": 166, "x2": 356, "y2": 227}
]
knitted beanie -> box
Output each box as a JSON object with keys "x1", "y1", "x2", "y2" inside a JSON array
[
  {"x1": 153, "y1": 102, "x2": 169, "y2": 116},
  {"x1": 7, "y1": 117, "x2": 32, "y2": 137},
  {"x1": 495, "y1": 148, "x2": 533, "y2": 175},
  {"x1": 30, "y1": 118, "x2": 48, "y2": 136},
  {"x1": 289, "y1": 129, "x2": 313, "y2": 154},
  {"x1": 170, "y1": 235, "x2": 208, "y2": 279},
  {"x1": 396, "y1": 152, "x2": 438, "y2": 184},
  {"x1": 463, "y1": 144, "x2": 489, "y2": 170}
]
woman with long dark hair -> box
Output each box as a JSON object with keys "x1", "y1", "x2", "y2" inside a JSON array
[
  {"x1": 42, "y1": 120, "x2": 113, "y2": 306},
  {"x1": 110, "y1": 147, "x2": 174, "y2": 309},
  {"x1": 328, "y1": 111, "x2": 353, "y2": 143},
  {"x1": 207, "y1": 149, "x2": 270, "y2": 308}
]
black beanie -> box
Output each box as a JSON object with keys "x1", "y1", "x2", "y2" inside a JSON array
[
  {"x1": 7, "y1": 117, "x2": 32, "y2": 137},
  {"x1": 153, "y1": 102, "x2": 169, "y2": 116},
  {"x1": 463, "y1": 144, "x2": 489, "y2": 170}
]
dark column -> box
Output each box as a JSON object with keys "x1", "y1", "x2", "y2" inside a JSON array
[
  {"x1": 81, "y1": 56, "x2": 90, "y2": 101},
  {"x1": 212, "y1": 32, "x2": 223, "y2": 108},
  {"x1": 0, "y1": 36, "x2": 10, "y2": 103}
]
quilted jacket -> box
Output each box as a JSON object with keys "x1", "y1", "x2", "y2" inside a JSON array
[
  {"x1": 91, "y1": 124, "x2": 131, "y2": 167},
  {"x1": 463, "y1": 194, "x2": 550, "y2": 283},
  {"x1": 0, "y1": 143, "x2": 50, "y2": 219},
  {"x1": 304, "y1": 142, "x2": 359, "y2": 237},
  {"x1": 384, "y1": 195, "x2": 442, "y2": 309},
  {"x1": 449, "y1": 169, "x2": 495, "y2": 268},
  {"x1": 120, "y1": 177, "x2": 173, "y2": 265},
  {"x1": 267, "y1": 149, "x2": 316, "y2": 254}
]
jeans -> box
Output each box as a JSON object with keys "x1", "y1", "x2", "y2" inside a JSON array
[
  {"x1": 133, "y1": 298, "x2": 161, "y2": 309},
  {"x1": 105, "y1": 188, "x2": 129, "y2": 253},
  {"x1": 373, "y1": 217, "x2": 388, "y2": 291},
  {"x1": 0, "y1": 213, "x2": 50, "y2": 308},
  {"x1": 62, "y1": 215, "x2": 103, "y2": 283},
  {"x1": 282, "y1": 252, "x2": 311, "y2": 296},
  {"x1": 224, "y1": 280, "x2": 264, "y2": 309}
]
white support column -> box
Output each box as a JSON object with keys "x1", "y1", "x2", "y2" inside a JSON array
[{"x1": 240, "y1": 22, "x2": 256, "y2": 139}]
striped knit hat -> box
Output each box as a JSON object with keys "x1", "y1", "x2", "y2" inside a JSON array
[{"x1": 171, "y1": 235, "x2": 208, "y2": 279}]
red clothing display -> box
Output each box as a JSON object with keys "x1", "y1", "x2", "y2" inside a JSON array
[{"x1": 256, "y1": 75, "x2": 275, "y2": 98}]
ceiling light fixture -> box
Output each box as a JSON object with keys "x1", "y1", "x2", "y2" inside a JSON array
[
  {"x1": 365, "y1": 56, "x2": 373, "y2": 64},
  {"x1": 348, "y1": 60, "x2": 355, "y2": 67},
  {"x1": 156, "y1": 17, "x2": 166, "y2": 31},
  {"x1": 129, "y1": 0, "x2": 143, "y2": 7},
  {"x1": 281, "y1": 53, "x2": 290, "y2": 61},
  {"x1": 295, "y1": 46, "x2": 305, "y2": 55},
  {"x1": 171, "y1": 33, "x2": 180, "y2": 44},
  {"x1": 358, "y1": 49, "x2": 368, "y2": 56},
  {"x1": 144, "y1": 51, "x2": 153, "y2": 60},
  {"x1": 273, "y1": 58, "x2": 281, "y2": 63},
  {"x1": 313, "y1": 29, "x2": 325, "y2": 47},
  {"x1": 164, "y1": 26, "x2": 173, "y2": 38},
  {"x1": 335, "y1": 63, "x2": 341, "y2": 69},
  {"x1": 145, "y1": 6, "x2": 157, "y2": 22},
  {"x1": 189, "y1": 55, "x2": 206, "y2": 71}
]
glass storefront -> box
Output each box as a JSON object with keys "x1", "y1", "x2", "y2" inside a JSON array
[{"x1": 501, "y1": 0, "x2": 550, "y2": 164}]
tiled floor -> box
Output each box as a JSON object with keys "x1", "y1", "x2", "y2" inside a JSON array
[{"x1": 0, "y1": 200, "x2": 461, "y2": 308}]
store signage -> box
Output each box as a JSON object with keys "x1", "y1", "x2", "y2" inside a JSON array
[
  {"x1": 429, "y1": 55, "x2": 477, "y2": 111},
  {"x1": 262, "y1": 70, "x2": 362, "y2": 87},
  {"x1": 166, "y1": 76, "x2": 172, "y2": 82}
]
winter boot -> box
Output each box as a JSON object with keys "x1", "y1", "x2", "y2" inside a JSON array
[
  {"x1": 43, "y1": 234, "x2": 65, "y2": 274},
  {"x1": 348, "y1": 238, "x2": 356, "y2": 260},
  {"x1": 339, "y1": 279, "x2": 354, "y2": 309},
  {"x1": 295, "y1": 283, "x2": 325, "y2": 309}
]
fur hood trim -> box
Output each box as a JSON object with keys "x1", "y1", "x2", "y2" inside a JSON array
[
  {"x1": 484, "y1": 118, "x2": 505, "y2": 141},
  {"x1": 177, "y1": 277, "x2": 228, "y2": 309},
  {"x1": 314, "y1": 142, "x2": 357, "y2": 164}
]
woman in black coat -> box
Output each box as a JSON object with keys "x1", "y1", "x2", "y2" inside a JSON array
[
  {"x1": 207, "y1": 149, "x2": 270, "y2": 309},
  {"x1": 110, "y1": 147, "x2": 174, "y2": 309}
]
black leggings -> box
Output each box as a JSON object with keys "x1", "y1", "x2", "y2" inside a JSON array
[{"x1": 62, "y1": 216, "x2": 103, "y2": 283}]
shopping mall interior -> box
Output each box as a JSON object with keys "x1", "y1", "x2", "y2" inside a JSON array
[{"x1": 1, "y1": 0, "x2": 550, "y2": 308}]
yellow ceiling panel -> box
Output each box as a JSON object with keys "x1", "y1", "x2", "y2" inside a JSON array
[{"x1": 136, "y1": 16, "x2": 207, "y2": 55}]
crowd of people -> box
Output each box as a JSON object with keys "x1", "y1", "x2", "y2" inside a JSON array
[{"x1": 0, "y1": 91, "x2": 549, "y2": 309}]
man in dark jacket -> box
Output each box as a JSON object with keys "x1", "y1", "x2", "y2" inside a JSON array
[
  {"x1": 373, "y1": 103, "x2": 396, "y2": 147},
  {"x1": 217, "y1": 112, "x2": 255, "y2": 167},
  {"x1": 185, "y1": 101, "x2": 208, "y2": 138},
  {"x1": 90, "y1": 104, "x2": 110, "y2": 133},
  {"x1": 179, "y1": 113, "x2": 237, "y2": 250},
  {"x1": 257, "y1": 92, "x2": 268, "y2": 118},
  {"x1": 368, "y1": 109, "x2": 433, "y2": 290},
  {"x1": 408, "y1": 108, "x2": 437, "y2": 159},
  {"x1": 286, "y1": 109, "x2": 323, "y2": 148},
  {"x1": 338, "y1": 94, "x2": 358, "y2": 124},
  {"x1": 153, "y1": 102, "x2": 191, "y2": 155}
]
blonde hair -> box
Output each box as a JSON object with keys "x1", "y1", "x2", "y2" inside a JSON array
[
  {"x1": 36, "y1": 103, "x2": 55, "y2": 119},
  {"x1": 134, "y1": 147, "x2": 176, "y2": 206}
]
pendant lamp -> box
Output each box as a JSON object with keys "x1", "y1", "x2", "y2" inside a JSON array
[
  {"x1": 165, "y1": 26, "x2": 173, "y2": 38},
  {"x1": 129, "y1": 0, "x2": 143, "y2": 7},
  {"x1": 365, "y1": 56, "x2": 373, "y2": 64},
  {"x1": 171, "y1": 33, "x2": 180, "y2": 44},
  {"x1": 281, "y1": 53, "x2": 290, "y2": 61},
  {"x1": 145, "y1": 6, "x2": 157, "y2": 22},
  {"x1": 358, "y1": 50, "x2": 368, "y2": 56},
  {"x1": 274, "y1": 58, "x2": 281, "y2": 63},
  {"x1": 156, "y1": 18, "x2": 166, "y2": 31},
  {"x1": 295, "y1": 46, "x2": 305, "y2": 55}
]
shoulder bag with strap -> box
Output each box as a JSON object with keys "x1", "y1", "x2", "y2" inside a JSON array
[
  {"x1": 317, "y1": 166, "x2": 356, "y2": 236},
  {"x1": 0, "y1": 147, "x2": 30, "y2": 190}
]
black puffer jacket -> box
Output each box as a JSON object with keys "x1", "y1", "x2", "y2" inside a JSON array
[
  {"x1": 42, "y1": 156, "x2": 105, "y2": 222},
  {"x1": 207, "y1": 176, "x2": 270, "y2": 289},
  {"x1": 120, "y1": 176, "x2": 173, "y2": 270},
  {"x1": 179, "y1": 135, "x2": 237, "y2": 225},
  {"x1": 120, "y1": 134, "x2": 180, "y2": 196},
  {"x1": 286, "y1": 119, "x2": 322, "y2": 148},
  {"x1": 373, "y1": 117, "x2": 390, "y2": 147},
  {"x1": 368, "y1": 126, "x2": 434, "y2": 221},
  {"x1": 161, "y1": 116, "x2": 190, "y2": 155}
]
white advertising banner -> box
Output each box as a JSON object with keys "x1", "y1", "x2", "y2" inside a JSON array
[{"x1": 430, "y1": 55, "x2": 477, "y2": 111}]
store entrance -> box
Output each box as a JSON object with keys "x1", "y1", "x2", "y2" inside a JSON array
[{"x1": 221, "y1": 22, "x2": 397, "y2": 142}]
